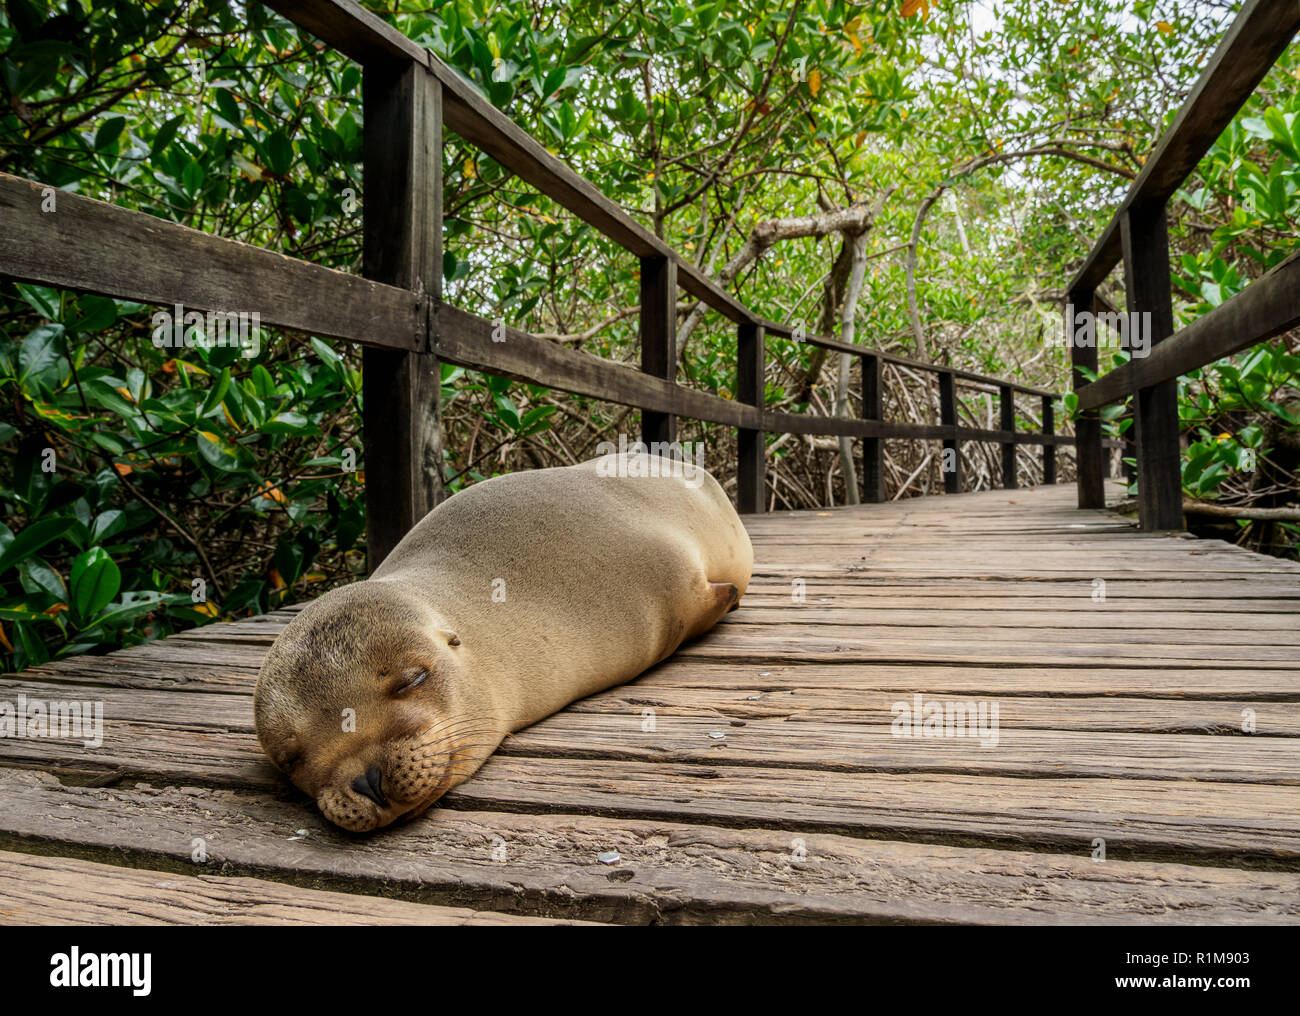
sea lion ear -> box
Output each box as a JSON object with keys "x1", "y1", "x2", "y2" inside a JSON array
[{"x1": 445, "y1": 632, "x2": 461, "y2": 647}]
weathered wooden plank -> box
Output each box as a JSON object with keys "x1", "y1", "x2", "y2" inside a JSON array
[
  {"x1": 675, "y1": 630, "x2": 1299, "y2": 667},
  {"x1": 23, "y1": 647, "x2": 1300, "y2": 701},
  {"x1": 25, "y1": 651, "x2": 1300, "y2": 704},
  {"x1": 8, "y1": 671, "x2": 1297, "y2": 737},
  {"x1": 3, "y1": 772, "x2": 1298, "y2": 923},
  {"x1": 635, "y1": 661, "x2": 1300, "y2": 701},
  {"x1": 569, "y1": 684, "x2": 1300, "y2": 736},
  {"x1": 439, "y1": 758, "x2": 1300, "y2": 867},
  {"x1": 749, "y1": 561, "x2": 1300, "y2": 579},
  {"x1": 740, "y1": 591, "x2": 1300, "y2": 611},
  {"x1": 4, "y1": 675, "x2": 1298, "y2": 787},
  {"x1": 712, "y1": 618, "x2": 1300, "y2": 648},
  {"x1": 0, "y1": 850, "x2": 594, "y2": 926},
  {"x1": 0, "y1": 172, "x2": 419, "y2": 349},
  {"x1": 501, "y1": 713, "x2": 1300, "y2": 784},
  {"x1": 728, "y1": 606, "x2": 1300, "y2": 635}
]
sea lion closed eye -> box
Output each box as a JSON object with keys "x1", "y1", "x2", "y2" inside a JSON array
[{"x1": 253, "y1": 451, "x2": 753, "y2": 831}]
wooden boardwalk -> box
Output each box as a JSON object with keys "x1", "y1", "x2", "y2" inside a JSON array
[{"x1": 3, "y1": 482, "x2": 1300, "y2": 925}]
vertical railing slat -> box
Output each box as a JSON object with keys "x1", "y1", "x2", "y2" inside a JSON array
[
  {"x1": 860, "y1": 353, "x2": 884, "y2": 502},
  {"x1": 1120, "y1": 203, "x2": 1183, "y2": 530},
  {"x1": 938, "y1": 371, "x2": 961, "y2": 494},
  {"x1": 640, "y1": 255, "x2": 677, "y2": 448},
  {"x1": 362, "y1": 63, "x2": 445, "y2": 571},
  {"x1": 1068, "y1": 287, "x2": 1106, "y2": 508},
  {"x1": 999, "y1": 384, "x2": 1017, "y2": 489},
  {"x1": 1041, "y1": 395, "x2": 1056, "y2": 485},
  {"x1": 737, "y1": 322, "x2": 765, "y2": 513}
]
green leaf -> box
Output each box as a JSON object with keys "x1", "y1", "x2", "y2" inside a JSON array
[
  {"x1": 90, "y1": 510, "x2": 127, "y2": 544},
  {"x1": 213, "y1": 88, "x2": 240, "y2": 127},
  {"x1": 261, "y1": 411, "x2": 311, "y2": 434},
  {"x1": 70, "y1": 547, "x2": 121, "y2": 621},
  {"x1": 181, "y1": 159, "x2": 205, "y2": 195},
  {"x1": 150, "y1": 115, "x2": 183, "y2": 156},
  {"x1": 19, "y1": 556, "x2": 67, "y2": 600},
  {"x1": 68, "y1": 295, "x2": 117, "y2": 334},
  {"x1": 541, "y1": 66, "x2": 566, "y2": 98},
  {"x1": 200, "y1": 368, "x2": 233, "y2": 418},
  {"x1": 196, "y1": 430, "x2": 246, "y2": 473},
  {"x1": 94, "y1": 115, "x2": 127, "y2": 151},
  {"x1": 13, "y1": 620, "x2": 50, "y2": 667},
  {"x1": 311, "y1": 337, "x2": 343, "y2": 373},
  {"x1": 0, "y1": 518, "x2": 76, "y2": 575},
  {"x1": 17, "y1": 324, "x2": 66, "y2": 387},
  {"x1": 79, "y1": 597, "x2": 163, "y2": 634},
  {"x1": 15, "y1": 283, "x2": 59, "y2": 320},
  {"x1": 264, "y1": 130, "x2": 293, "y2": 177},
  {"x1": 493, "y1": 393, "x2": 521, "y2": 429}
]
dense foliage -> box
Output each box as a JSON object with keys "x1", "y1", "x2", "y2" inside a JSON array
[{"x1": 1, "y1": 0, "x2": 1296, "y2": 669}]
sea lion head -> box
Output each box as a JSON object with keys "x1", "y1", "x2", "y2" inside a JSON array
[{"x1": 254, "y1": 580, "x2": 499, "y2": 832}]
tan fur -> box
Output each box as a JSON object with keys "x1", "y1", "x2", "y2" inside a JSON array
[{"x1": 254, "y1": 452, "x2": 752, "y2": 831}]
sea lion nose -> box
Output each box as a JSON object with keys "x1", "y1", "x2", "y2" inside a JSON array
[{"x1": 350, "y1": 765, "x2": 389, "y2": 808}]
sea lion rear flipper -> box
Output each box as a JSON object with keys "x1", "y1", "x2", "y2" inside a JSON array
[
  {"x1": 679, "y1": 580, "x2": 740, "y2": 644},
  {"x1": 710, "y1": 580, "x2": 741, "y2": 613}
]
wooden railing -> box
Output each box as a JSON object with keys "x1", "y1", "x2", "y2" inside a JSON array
[
  {"x1": 1, "y1": 0, "x2": 1079, "y2": 567},
  {"x1": 1068, "y1": 0, "x2": 1300, "y2": 530}
]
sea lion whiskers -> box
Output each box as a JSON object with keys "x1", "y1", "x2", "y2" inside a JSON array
[{"x1": 405, "y1": 719, "x2": 503, "y2": 750}]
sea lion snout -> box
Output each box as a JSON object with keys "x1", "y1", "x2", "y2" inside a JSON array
[
  {"x1": 312, "y1": 721, "x2": 491, "y2": 832},
  {"x1": 350, "y1": 765, "x2": 388, "y2": 808},
  {"x1": 254, "y1": 582, "x2": 501, "y2": 831}
]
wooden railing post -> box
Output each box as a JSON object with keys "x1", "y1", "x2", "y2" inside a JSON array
[
  {"x1": 640, "y1": 255, "x2": 677, "y2": 448},
  {"x1": 999, "y1": 384, "x2": 1017, "y2": 489},
  {"x1": 362, "y1": 62, "x2": 444, "y2": 571},
  {"x1": 1122, "y1": 417, "x2": 1138, "y2": 484},
  {"x1": 938, "y1": 371, "x2": 961, "y2": 494},
  {"x1": 736, "y1": 322, "x2": 765, "y2": 513},
  {"x1": 860, "y1": 353, "x2": 884, "y2": 502},
  {"x1": 1120, "y1": 203, "x2": 1182, "y2": 530},
  {"x1": 1041, "y1": 395, "x2": 1056, "y2": 485},
  {"x1": 1068, "y1": 287, "x2": 1106, "y2": 508}
]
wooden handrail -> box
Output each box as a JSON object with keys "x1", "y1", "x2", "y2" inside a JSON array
[
  {"x1": 0, "y1": 172, "x2": 421, "y2": 350},
  {"x1": 1068, "y1": 0, "x2": 1300, "y2": 296},
  {"x1": 1076, "y1": 249, "x2": 1300, "y2": 410},
  {"x1": 0, "y1": 170, "x2": 1065, "y2": 448},
  {"x1": 1067, "y1": 0, "x2": 1300, "y2": 530},
  {"x1": 0, "y1": 0, "x2": 1085, "y2": 569}
]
